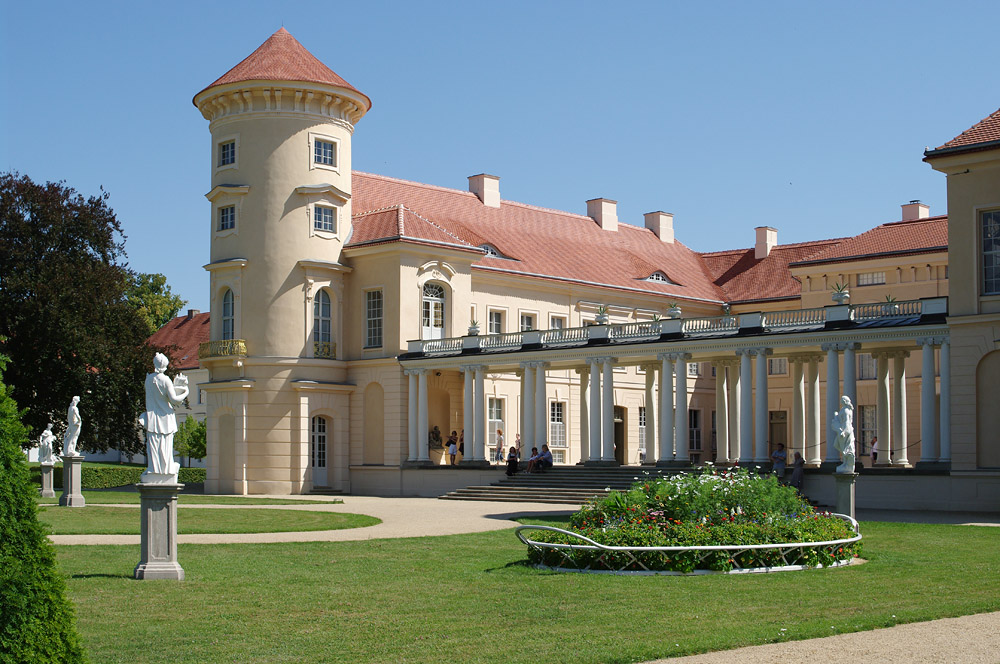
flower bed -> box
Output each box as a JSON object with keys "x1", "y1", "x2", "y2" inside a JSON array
[{"x1": 519, "y1": 466, "x2": 862, "y2": 574}]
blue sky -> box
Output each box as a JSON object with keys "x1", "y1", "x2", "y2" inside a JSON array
[{"x1": 3, "y1": 1, "x2": 998, "y2": 312}]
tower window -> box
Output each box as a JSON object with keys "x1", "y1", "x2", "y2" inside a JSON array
[
  {"x1": 218, "y1": 141, "x2": 236, "y2": 167},
  {"x1": 314, "y1": 140, "x2": 336, "y2": 167},
  {"x1": 983, "y1": 209, "x2": 1000, "y2": 295},
  {"x1": 218, "y1": 206, "x2": 236, "y2": 231},
  {"x1": 314, "y1": 205, "x2": 337, "y2": 233}
]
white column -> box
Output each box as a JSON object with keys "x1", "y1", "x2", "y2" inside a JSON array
[
  {"x1": 714, "y1": 361, "x2": 729, "y2": 464},
  {"x1": 602, "y1": 359, "x2": 615, "y2": 462},
  {"x1": 939, "y1": 339, "x2": 951, "y2": 463},
  {"x1": 407, "y1": 370, "x2": 418, "y2": 461},
  {"x1": 474, "y1": 366, "x2": 486, "y2": 461},
  {"x1": 417, "y1": 369, "x2": 429, "y2": 461},
  {"x1": 522, "y1": 363, "x2": 535, "y2": 451},
  {"x1": 875, "y1": 352, "x2": 890, "y2": 465},
  {"x1": 807, "y1": 356, "x2": 821, "y2": 465},
  {"x1": 644, "y1": 365, "x2": 657, "y2": 463},
  {"x1": 919, "y1": 340, "x2": 938, "y2": 462},
  {"x1": 727, "y1": 360, "x2": 740, "y2": 462},
  {"x1": 462, "y1": 366, "x2": 474, "y2": 461},
  {"x1": 674, "y1": 354, "x2": 689, "y2": 462},
  {"x1": 791, "y1": 359, "x2": 805, "y2": 464},
  {"x1": 535, "y1": 362, "x2": 548, "y2": 450},
  {"x1": 589, "y1": 359, "x2": 602, "y2": 462},
  {"x1": 824, "y1": 343, "x2": 842, "y2": 464},
  {"x1": 892, "y1": 351, "x2": 909, "y2": 465},
  {"x1": 579, "y1": 368, "x2": 590, "y2": 463},
  {"x1": 754, "y1": 348, "x2": 770, "y2": 463},
  {"x1": 843, "y1": 343, "x2": 858, "y2": 442},
  {"x1": 658, "y1": 353, "x2": 673, "y2": 463},
  {"x1": 519, "y1": 370, "x2": 526, "y2": 451},
  {"x1": 739, "y1": 350, "x2": 753, "y2": 463}
]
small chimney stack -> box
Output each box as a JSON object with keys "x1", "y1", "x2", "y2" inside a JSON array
[
  {"x1": 901, "y1": 200, "x2": 930, "y2": 221},
  {"x1": 644, "y1": 211, "x2": 674, "y2": 243},
  {"x1": 187, "y1": 309, "x2": 200, "y2": 320},
  {"x1": 755, "y1": 226, "x2": 777, "y2": 259},
  {"x1": 587, "y1": 198, "x2": 618, "y2": 232},
  {"x1": 468, "y1": 174, "x2": 500, "y2": 208}
]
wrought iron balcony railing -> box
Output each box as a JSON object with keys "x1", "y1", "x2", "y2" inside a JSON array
[{"x1": 314, "y1": 341, "x2": 336, "y2": 359}]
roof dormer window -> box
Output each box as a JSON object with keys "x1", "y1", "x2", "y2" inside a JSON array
[
  {"x1": 645, "y1": 271, "x2": 674, "y2": 284},
  {"x1": 480, "y1": 243, "x2": 507, "y2": 259}
]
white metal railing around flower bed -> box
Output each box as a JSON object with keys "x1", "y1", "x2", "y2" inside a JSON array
[
  {"x1": 851, "y1": 300, "x2": 922, "y2": 321},
  {"x1": 682, "y1": 316, "x2": 739, "y2": 335},
  {"x1": 479, "y1": 331, "x2": 525, "y2": 351},
  {"x1": 609, "y1": 321, "x2": 660, "y2": 342},
  {"x1": 515, "y1": 515, "x2": 861, "y2": 575},
  {"x1": 541, "y1": 327, "x2": 589, "y2": 346},
  {"x1": 762, "y1": 307, "x2": 828, "y2": 329},
  {"x1": 421, "y1": 338, "x2": 463, "y2": 355}
]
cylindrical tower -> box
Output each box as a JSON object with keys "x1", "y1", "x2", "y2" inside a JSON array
[{"x1": 194, "y1": 29, "x2": 370, "y2": 494}]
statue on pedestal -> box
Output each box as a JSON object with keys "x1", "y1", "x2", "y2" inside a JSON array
[
  {"x1": 39, "y1": 423, "x2": 58, "y2": 465},
  {"x1": 139, "y1": 353, "x2": 189, "y2": 484},
  {"x1": 63, "y1": 396, "x2": 82, "y2": 457},
  {"x1": 832, "y1": 395, "x2": 856, "y2": 474}
]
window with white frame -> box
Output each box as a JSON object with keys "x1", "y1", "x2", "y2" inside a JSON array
[
  {"x1": 314, "y1": 205, "x2": 337, "y2": 233},
  {"x1": 549, "y1": 401, "x2": 566, "y2": 449},
  {"x1": 982, "y1": 209, "x2": 1000, "y2": 295},
  {"x1": 313, "y1": 289, "x2": 333, "y2": 358},
  {"x1": 365, "y1": 290, "x2": 383, "y2": 348},
  {"x1": 421, "y1": 283, "x2": 445, "y2": 340},
  {"x1": 768, "y1": 357, "x2": 788, "y2": 375},
  {"x1": 314, "y1": 139, "x2": 336, "y2": 167},
  {"x1": 218, "y1": 205, "x2": 236, "y2": 231},
  {"x1": 549, "y1": 316, "x2": 565, "y2": 329},
  {"x1": 859, "y1": 405, "x2": 877, "y2": 455},
  {"x1": 221, "y1": 289, "x2": 234, "y2": 340},
  {"x1": 687, "y1": 362, "x2": 701, "y2": 377},
  {"x1": 638, "y1": 407, "x2": 647, "y2": 457},
  {"x1": 487, "y1": 398, "x2": 504, "y2": 450},
  {"x1": 858, "y1": 353, "x2": 877, "y2": 380},
  {"x1": 520, "y1": 313, "x2": 536, "y2": 331},
  {"x1": 218, "y1": 140, "x2": 236, "y2": 167},
  {"x1": 488, "y1": 310, "x2": 504, "y2": 335},
  {"x1": 310, "y1": 416, "x2": 327, "y2": 468},
  {"x1": 645, "y1": 271, "x2": 675, "y2": 284},
  {"x1": 551, "y1": 450, "x2": 566, "y2": 464},
  {"x1": 857, "y1": 271, "x2": 886, "y2": 286}
]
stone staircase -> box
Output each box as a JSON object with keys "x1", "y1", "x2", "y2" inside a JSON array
[{"x1": 440, "y1": 466, "x2": 677, "y2": 504}]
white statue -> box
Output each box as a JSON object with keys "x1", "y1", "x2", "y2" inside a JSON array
[
  {"x1": 39, "y1": 423, "x2": 58, "y2": 464},
  {"x1": 63, "y1": 396, "x2": 82, "y2": 457},
  {"x1": 832, "y1": 395, "x2": 856, "y2": 474},
  {"x1": 139, "y1": 353, "x2": 189, "y2": 483}
]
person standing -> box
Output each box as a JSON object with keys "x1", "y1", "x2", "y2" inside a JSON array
[
  {"x1": 495, "y1": 429, "x2": 505, "y2": 464},
  {"x1": 446, "y1": 431, "x2": 458, "y2": 466},
  {"x1": 790, "y1": 451, "x2": 805, "y2": 490},
  {"x1": 770, "y1": 443, "x2": 787, "y2": 478}
]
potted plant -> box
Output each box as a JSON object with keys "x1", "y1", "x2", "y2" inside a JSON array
[
  {"x1": 667, "y1": 302, "x2": 682, "y2": 319},
  {"x1": 721, "y1": 302, "x2": 736, "y2": 324},
  {"x1": 883, "y1": 294, "x2": 899, "y2": 315},
  {"x1": 595, "y1": 305, "x2": 610, "y2": 325},
  {"x1": 467, "y1": 319, "x2": 480, "y2": 336},
  {"x1": 831, "y1": 282, "x2": 850, "y2": 304}
]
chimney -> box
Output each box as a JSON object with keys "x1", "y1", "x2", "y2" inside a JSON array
[
  {"x1": 755, "y1": 226, "x2": 777, "y2": 259},
  {"x1": 587, "y1": 198, "x2": 618, "y2": 231},
  {"x1": 901, "y1": 200, "x2": 930, "y2": 221},
  {"x1": 187, "y1": 309, "x2": 200, "y2": 319},
  {"x1": 468, "y1": 174, "x2": 500, "y2": 208},
  {"x1": 644, "y1": 211, "x2": 674, "y2": 243}
]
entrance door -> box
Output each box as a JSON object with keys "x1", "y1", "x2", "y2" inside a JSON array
[
  {"x1": 422, "y1": 283, "x2": 445, "y2": 340},
  {"x1": 768, "y1": 411, "x2": 788, "y2": 457},
  {"x1": 311, "y1": 415, "x2": 328, "y2": 487},
  {"x1": 613, "y1": 406, "x2": 626, "y2": 465}
]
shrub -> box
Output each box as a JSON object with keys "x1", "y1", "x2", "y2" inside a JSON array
[
  {"x1": 527, "y1": 466, "x2": 861, "y2": 573},
  {"x1": 30, "y1": 464, "x2": 207, "y2": 489},
  {"x1": 0, "y1": 354, "x2": 87, "y2": 663}
]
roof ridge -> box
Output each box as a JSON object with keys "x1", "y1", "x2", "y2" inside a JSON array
[
  {"x1": 700, "y1": 237, "x2": 846, "y2": 257},
  {"x1": 881, "y1": 215, "x2": 948, "y2": 226},
  {"x1": 400, "y1": 206, "x2": 474, "y2": 247}
]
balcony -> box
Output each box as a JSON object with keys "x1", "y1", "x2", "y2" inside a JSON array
[{"x1": 198, "y1": 339, "x2": 247, "y2": 359}]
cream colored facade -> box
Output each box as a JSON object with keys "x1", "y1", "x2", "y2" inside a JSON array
[{"x1": 194, "y1": 30, "x2": 998, "y2": 509}]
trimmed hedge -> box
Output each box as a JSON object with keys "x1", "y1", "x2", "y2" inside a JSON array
[
  {"x1": 31, "y1": 464, "x2": 206, "y2": 489},
  {"x1": 0, "y1": 358, "x2": 87, "y2": 663}
]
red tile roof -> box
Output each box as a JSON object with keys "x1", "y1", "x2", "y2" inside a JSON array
[
  {"x1": 350, "y1": 172, "x2": 727, "y2": 303},
  {"x1": 195, "y1": 28, "x2": 370, "y2": 109},
  {"x1": 928, "y1": 107, "x2": 1000, "y2": 154},
  {"x1": 351, "y1": 204, "x2": 480, "y2": 252},
  {"x1": 701, "y1": 240, "x2": 844, "y2": 304},
  {"x1": 790, "y1": 216, "x2": 948, "y2": 266},
  {"x1": 147, "y1": 312, "x2": 210, "y2": 371}
]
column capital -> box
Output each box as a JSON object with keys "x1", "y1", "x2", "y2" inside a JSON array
[
  {"x1": 657, "y1": 352, "x2": 674, "y2": 362},
  {"x1": 843, "y1": 342, "x2": 861, "y2": 351},
  {"x1": 892, "y1": 349, "x2": 911, "y2": 359},
  {"x1": 460, "y1": 364, "x2": 482, "y2": 373},
  {"x1": 408, "y1": 368, "x2": 429, "y2": 376},
  {"x1": 915, "y1": 335, "x2": 949, "y2": 347},
  {"x1": 821, "y1": 342, "x2": 849, "y2": 352}
]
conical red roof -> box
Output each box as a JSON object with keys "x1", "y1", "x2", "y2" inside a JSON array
[{"x1": 194, "y1": 28, "x2": 370, "y2": 108}]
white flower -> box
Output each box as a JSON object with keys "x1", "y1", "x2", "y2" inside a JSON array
[{"x1": 605, "y1": 487, "x2": 611, "y2": 492}]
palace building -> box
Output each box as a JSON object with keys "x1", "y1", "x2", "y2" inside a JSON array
[{"x1": 182, "y1": 28, "x2": 1000, "y2": 510}]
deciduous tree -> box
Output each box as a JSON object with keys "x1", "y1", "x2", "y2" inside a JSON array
[{"x1": 127, "y1": 272, "x2": 187, "y2": 336}]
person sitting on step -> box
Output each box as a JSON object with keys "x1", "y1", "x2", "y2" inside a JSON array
[
  {"x1": 525, "y1": 447, "x2": 541, "y2": 473},
  {"x1": 535, "y1": 444, "x2": 553, "y2": 473}
]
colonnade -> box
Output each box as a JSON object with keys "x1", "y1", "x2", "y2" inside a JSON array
[{"x1": 403, "y1": 336, "x2": 952, "y2": 466}]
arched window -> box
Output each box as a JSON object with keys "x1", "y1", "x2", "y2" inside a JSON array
[
  {"x1": 221, "y1": 289, "x2": 234, "y2": 340},
  {"x1": 310, "y1": 416, "x2": 327, "y2": 486},
  {"x1": 313, "y1": 289, "x2": 333, "y2": 358},
  {"x1": 646, "y1": 271, "x2": 674, "y2": 284},
  {"x1": 422, "y1": 282, "x2": 445, "y2": 340}
]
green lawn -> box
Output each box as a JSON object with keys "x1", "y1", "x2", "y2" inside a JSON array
[
  {"x1": 56, "y1": 520, "x2": 1000, "y2": 663},
  {"x1": 36, "y1": 491, "x2": 338, "y2": 505},
  {"x1": 39, "y1": 506, "x2": 378, "y2": 535}
]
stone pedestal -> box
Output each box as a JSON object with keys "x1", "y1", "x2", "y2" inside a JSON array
[
  {"x1": 58, "y1": 455, "x2": 85, "y2": 507},
  {"x1": 834, "y1": 472, "x2": 858, "y2": 520},
  {"x1": 39, "y1": 463, "x2": 56, "y2": 498},
  {"x1": 134, "y1": 483, "x2": 185, "y2": 581}
]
